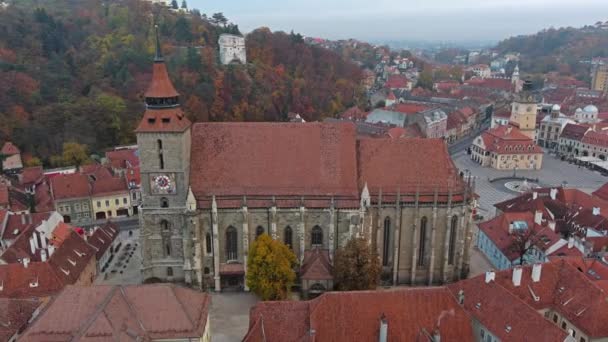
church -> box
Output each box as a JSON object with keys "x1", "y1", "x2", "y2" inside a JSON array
[{"x1": 136, "y1": 38, "x2": 475, "y2": 294}]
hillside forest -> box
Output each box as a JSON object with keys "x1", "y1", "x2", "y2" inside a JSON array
[{"x1": 0, "y1": 0, "x2": 365, "y2": 166}]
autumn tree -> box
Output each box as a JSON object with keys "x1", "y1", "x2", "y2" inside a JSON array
[
  {"x1": 61, "y1": 142, "x2": 90, "y2": 169},
  {"x1": 211, "y1": 13, "x2": 228, "y2": 27},
  {"x1": 246, "y1": 233, "x2": 297, "y2": 301},
  {"x1": 508, "y1": 226, "x2": 542, "y2": 265},
  {"x1": 334, "y1": 237, "x2": 381, "y2": 291},
  {"x1": 416, "y1": 70, "x2": 434, "y2": 90}
]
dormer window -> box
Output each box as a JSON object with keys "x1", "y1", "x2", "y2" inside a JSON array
[
  {"x1": 67, "y1": 258, "x2": 76, "y2": 266},
  {"x1": 29, "y1": 278, "x2": 39, "y2": 288},
  {"x1": 162, "y1": 118, "x2": 171, "y2": 123},
  {"x1": 0, "y1": 280, "x2": 3, "y2": 291},
  {"x1": 74, "y1": 250, "x2": 85, "y2": 257},
  {"x1": 148, "y1": 118, "x2": 156, "y2": 124},
  {"x1": 60, "y1": 267, "x2": 70, "y2": 275}
]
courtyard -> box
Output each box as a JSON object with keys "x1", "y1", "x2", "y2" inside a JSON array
[{"x1": 453, "y1": 150, "x2": 608, "y2": 219}]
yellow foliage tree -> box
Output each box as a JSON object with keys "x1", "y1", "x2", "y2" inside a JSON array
[
  {"x1": 62, "y1": 142, "x2": 90, "y2": 169},
  {"x1": 246, "y1": 233, "x2": 297, "y2": 301}
]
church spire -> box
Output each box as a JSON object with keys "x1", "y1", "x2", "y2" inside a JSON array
[{"x1": 154, "y1": 24, "x2": 163, "y2": 62}]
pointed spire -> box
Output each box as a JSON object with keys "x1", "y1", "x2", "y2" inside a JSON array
[{"x1": 154, "y1": 24, "x2": 163, "y2": 62}]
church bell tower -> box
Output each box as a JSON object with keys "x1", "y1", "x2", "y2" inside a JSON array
[{"x1": 136, "y1": 26, "x2": 192, "y2": 283}]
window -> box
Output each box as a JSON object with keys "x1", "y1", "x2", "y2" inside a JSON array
[
  {"x1": 83, "y1": 203, "x2": 89, "y2": 210},
  {"x1": 97, "y1": 201, "x2": 101, "y2": 208},
  {"x1": 448, "y1": 215, "x2": 458, "y2": 265},
  {"x1": 105, "y1": 200, "x2": 110, "y2": 207},
  {"x1": 167, "y1": 267, "x2": 173, "y2": 277},
  {"x1": 204, "y1": 267, "x2": 210, "y2": 274},
  {"x1": 123, "y1": 198, "x2": 128, "y2": 204},
  {"x1": 159, "y1": 153, "x2": 164, "y2": 169},
  {"x1": 255, "y1": 226, "x2": 264, "y2": 239},
  {"x1": 226, "y1": 226, "x2": 238, "y2": 260},
  {"x1": 418, "y1": 217, "x2": 427, "y2": 267},
  {"x1": 311, "y1": 226, "x2": 323, "y2": 246},
  {"x1": 581, "y1": 337, "x2": 586, "y2": 342},
  {"x1": 382, "y1": 217, "x2": 391, "y2": 266},
  {"x1": 161, "y1": 197, "x2": 169, "y2": 208},
  {"x1": 115, "y1": 199, "x2": 119, "y2": 205},
  {"x1": 165, "y1": 243, "x2": 171, "y2": 257},
  {"x1": 284, "y1": 226, "x2": 293, "y2": 249},
  {"x1": 562, "y1": 322, "x2": 567, "y2": 330},
  {"x1": 480, "y1": 329, "x2": 485, "y2": 338},
  {"x1": 205, "y1": 233, "x2": 212, "y2": 254},
  {"x1": 161, "y1": 220, "x2": 169, "y2": 232},
  {"x1": 157, "y1": 139, "x2": 163, "y2": 150},
  {"x1": 132, "y1": 192, "x2": 137, "y2": 200},
  {"x1": 75, "y1": 204, "x2": 80, "y2": 210}
]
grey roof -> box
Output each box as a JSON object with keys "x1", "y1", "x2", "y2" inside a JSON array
[{"x1": 366, "y1": 109, "x2": 407, "y2": 127}]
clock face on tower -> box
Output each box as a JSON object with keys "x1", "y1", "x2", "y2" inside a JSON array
[{"x1": 150, "y1": 173, "x2": 177, "y2": 195}]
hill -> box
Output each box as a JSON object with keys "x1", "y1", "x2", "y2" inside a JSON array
[
  {"x1": 0, "y1": 0, "x2": 365, "y2": 165},
  {"x1": 495, "y1": 23, "x2": 608, "y2": 80}
]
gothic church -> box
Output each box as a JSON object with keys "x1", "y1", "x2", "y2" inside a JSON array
[{"x1": 137, "y1": 40, "x2": 475, "y2": 294}]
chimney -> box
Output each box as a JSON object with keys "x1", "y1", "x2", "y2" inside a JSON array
[
  {"x1": 534, "y1": 210, "x2": 543, "y2": 225},
  {"x1": 432, "y1": 329, "x2": 441, "y2": 342},
  {"x1": 548, "y1": 221, "x2": 556, "y2": 231},
  {"x1": 508, "y1": 222, "x2": 514, "y2": 234},
  {"x1": 568, "y1": 237, "x2": 574, "y2": 249},
  {"x1": 20, "y1": 214, "x2": 25, "y2": 225},
  {"x1": 593, "y1": 207, "x2": 601, "y2": 216},
  {"x1": 22, "y1": 258, "x2": 29, "y2": 268},
  {"x1": 532, "y1": 192, "x2": 538, "y2": 200},
  {"x1": 532, "y1": 263, "x2": 542, "y2": 282},
  {"x1": 458, "y1": 289, "x2": 464, "y2": 305},
  {"x1": 379, "y1": 314, "x2": 388, "y2": 342},
  {"x1": 485, "y1": 271, "x2": 495, "y2": 283},
  {"x1": 550, "y1": 188, "x2": 557, "y2": 200},
  {"x1": 40, "y1": 249, "x2": 47, "y2": 262},
  {"x1": 512, "y1": 266, "x2": 523, "y2": 287}
]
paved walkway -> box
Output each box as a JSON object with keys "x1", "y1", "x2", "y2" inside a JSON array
[{"x1": 210, "y1": 292, "x2": 259, "y2": 342}]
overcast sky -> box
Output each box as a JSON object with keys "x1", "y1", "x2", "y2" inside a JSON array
[{"x1": 188, "y1": 0, "x2": 608, "y2": 43}]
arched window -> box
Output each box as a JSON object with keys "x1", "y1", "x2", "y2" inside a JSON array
[
  {"x1": 284, "y1": 226, "x2": 293, "y2": 249},
  {"x1": 160, "y1": 197, "x2": 169, "y2": 208},
  {"x1": 226, "y1": 226, "x2": 238, "y2": 260},
  {"x1": 255, "y1": 226, "x2": 264, "y2": 239},
  {"x1": 448, "y1": 215, "x2": 458, "y2": 265},
  {"x1": 205, "y1": 233, "x2": 212, "y2": 254},
  {"x1": 161, "y1": 220, "x2": 169, "y2": 232},
  {"x1": 382, "y1": 217, "x2": 391, "y2": 266},
  {"x1": 311, "y1": 226, "x2": 323, "y2": 247},
  {"x1": 418, "y1": 217, "x2": 427, "y2": 267},
  {"x1": 204, "y1": 267, "x2": 210, "y2": 274},
  {"x1": 167, "y1": 267, "x2": 173, "y2": 277}
]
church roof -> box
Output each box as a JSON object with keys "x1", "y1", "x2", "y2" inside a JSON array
[
  {"x1": 1, "y1": 142, "x2": 19, "y2": 155},
  {"x1": 135, "y1": 107, "x2": 192, "y2": 133},
  {"x1": 144, "y1": 61, "x2": 179, "y2": 99},
  {"x1": 190, "y1": 122, "x2": 360, "y2": 203}
]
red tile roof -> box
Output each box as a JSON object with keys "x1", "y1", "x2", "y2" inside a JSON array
[
  {"x1": 479, "y1": 125, "x2": 543, "y2": 155},
  {"x1": 91, "y1": 176, "x2": 127, "y2": 197},
  {"x1": 560, "y1": 123, "x2": 589, "y2": 141},
  {"x1": 135, "y1": 107, "x2": 192, "y2": 133},
  {"x1": 0, "y1": 183, "x2": 7, "y2": 207},
  {"x1": 190, "y1": 122, "x2": 360, "y2": 205},
  {"x1": 0, "y1": 262, "x2": 64, "y2": 298},
  {"x1": 447, "y1": 110, "x2": 466, "y2": 130},
  {"x1": 1, "y1": 141, "x2": 19, "y2": 155},
  {"x1": 339, "y1": 106, "x2": 368, "y2": 121},
  {"x1": 300, "y1": 249, "x2": 332, "y2": 280},
  {"x1": 493, "y1": 260, "x2": 608, "y2": 338},
  {"x1": 1, "y1": 211, "x2": 53, "y2": 245},
  {"x1": 34, "y1": 181, "x2": 54, "y2": 213},
  {"x1": 384, "y1": 75, "x2": 409, "y2": 89},
  {"x1": 245, "y1": 288, "x2": 473, "y2": 342},
  {"x1": 447, "y1": 278, "x2": 568, "y2": 342},
  {"x1": 145, "y1": 61, "x2": 179, "y2": 98},
  {"x1": 582, "y1": 130, "x2": 608, "y2": 148},
  {"x1": 87, "y1": 222, "x2": 119, "y2": 261},
  {"x1": 465, "y1": 78, "x2": 513, "y2": 92},
  {"x1": 51, "y1": 173, "x2": 90, "y2": 200},
  {"x1": 357, "y1": 138, "x2": 466, "y2": 197},
  {"x1": 0, "y1": 298, "x2": 41, "y2": 341},
  {"x1": 105, "y1": 148, "x2": 139, "y2": 170},
  {"x1": 389, "y1": 102, "x2": 429, "y2": 114},
  {"x1": 21, "y1": 284, "x2": 211, "y2": 341},
  {"x1": 19, "y1": 166, "x2": 44, "y2": 186}
]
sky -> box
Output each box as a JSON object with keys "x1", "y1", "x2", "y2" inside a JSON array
[{"x1": 188, "y1": 0, "x2": 608, "y2": 43}]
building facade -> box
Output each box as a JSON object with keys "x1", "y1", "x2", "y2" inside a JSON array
[
  {"x1": 536, "y1": 105, "x2": 575, "y2": 150},
  {"x1": 591, "y1": 64, "x2": 608, "y2": 93},
  {"x1": 137, "y1": 42, "x2": 475, "y2": 292},
  {"x1": 509, "y1": 93, "x2": 539, "y2": 140},
  {"x1": 218, "y1": 34, "x2": 246, "y2": 65},
  {"x1": 471, "y1": 125, "x2": 544, "y2": 170}
]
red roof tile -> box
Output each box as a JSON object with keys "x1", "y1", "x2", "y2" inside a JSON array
[
  {"x1": 0, "y1": 262, "x2": 64, "y2": 298},
  {"x1": 105, "y1": 148, "x2": 139, "y2": 170},
  {"x1": 0, "y1": 183, "x2": 7, "y2": 207},
  {"x1": 560, "y1": 123, "x2": 589, "y2": 141},
  {"x1": 145, "y1": 61, "x2": 179, "y2": 98},
  {"x1": 0, "y1": 298, "x2": 41, "y2": 341},
  {"x1": 479, "y1": 126, "x2": 543, "y2": 155},
  {"x1": 21, "y1": 284, "x2": 211, "y2": 341},
  {"x1": 582, "y1": 130, "x2": 608, "y2": 148},
  {"x1": 51, "y1": 174, "x2": 90, "y2": 200},
  {"x1": 1, "y1": 142, "x2": 20, "y2": 155},
  {"x1": 91, "y1": 176, "x2": 127, "y2": 197},
  {"x1": 384, "y1": 75, "x2": 410, "y2": 89},
  {"x1": 357, "y1": 138, "x2": 466, "y2": 197},
  {"x1": 447, "y1": 278, "x2": 568, "y2": 342},
  {"x1": 389, "y1": 103, "x2": 429, "y2": 114},
  {"x1": 246, "y1": 288, "x2": 473, "y2": 342},
  {"x1": 300, "y1": 249, "x2": 332, "y2": 280},
  {"x1": 135, "y1": 107, "x2": 192, "y2": 133},
  {"x1": 19, "y1": 166, "x2": 44, "y2": 186},
  {"x1": 87, "y1": 222, "x2": 119, "y2": 261},
  {"x1": 340, "y1": 106, "x2": 368, "y2": 121},
  {"x1": 190, "y1": 122, "x2": 359, "y2": 203}
]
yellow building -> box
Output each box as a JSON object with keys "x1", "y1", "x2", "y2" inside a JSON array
[
  {"x1": 471, "y1": 125, "x2": 543, "y2": 170},
  {"x1": 91, "y1": 176, "x2": 132, "y2": 220},
  {"x1": 592, "y1": 64, "x2": 608, "y2": 93},
  {"x1": 509, "y1": 94, "x2": 538, "y2": 140}
]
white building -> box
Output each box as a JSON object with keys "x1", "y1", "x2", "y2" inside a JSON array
[
  {"x1": 218, "y1": 34, "x2": 246, "y2": 65},
  {"x1": 574, "y1": 105, "x2": 600, "y2": 124}
]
